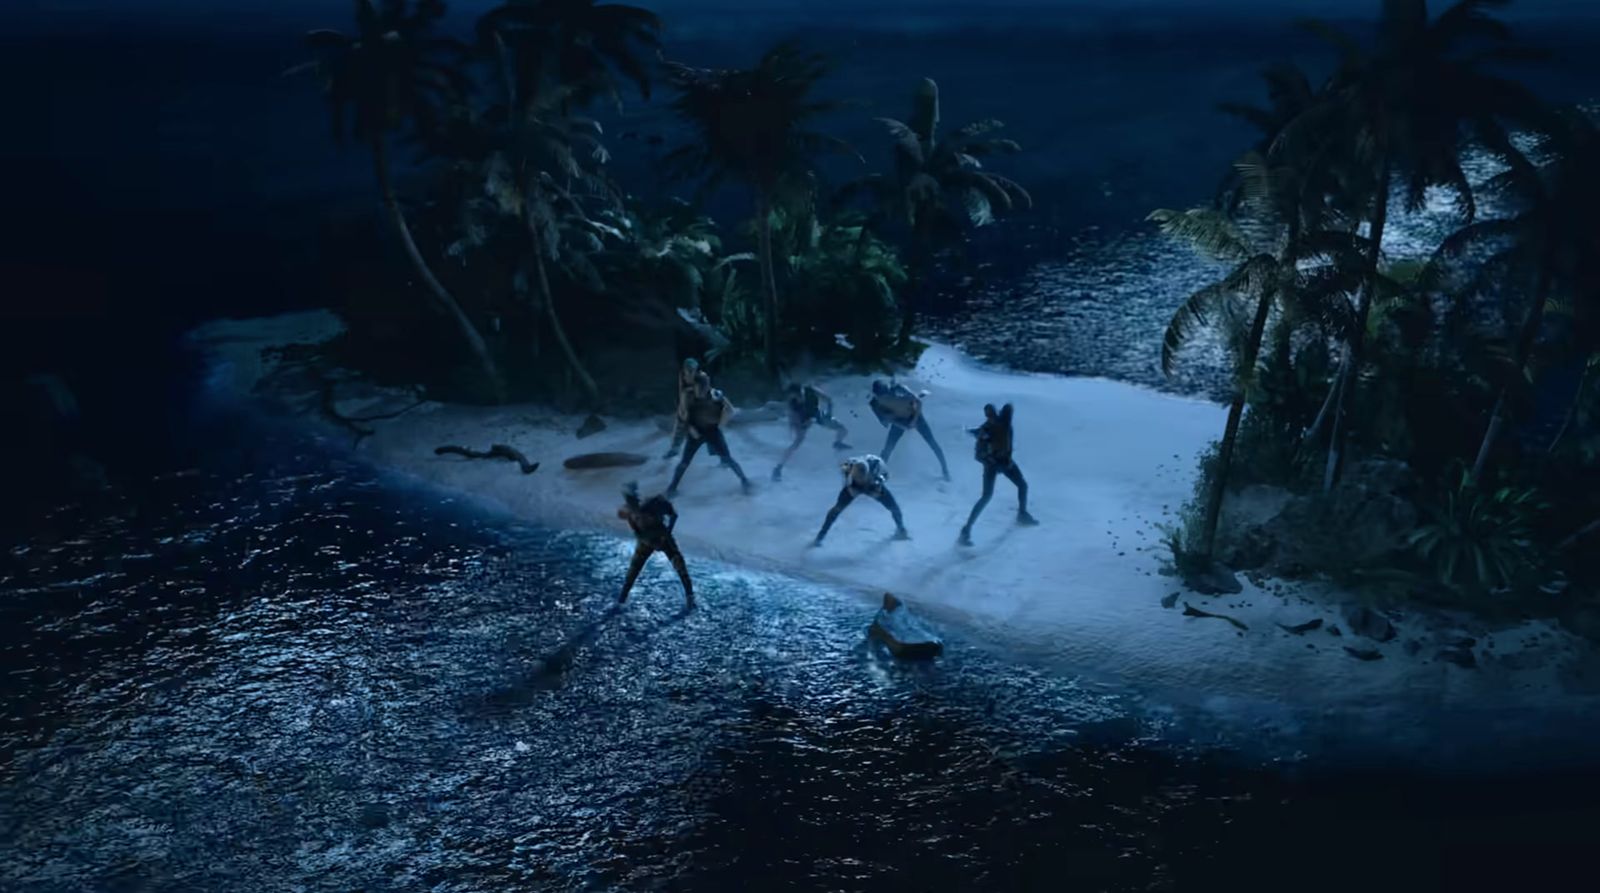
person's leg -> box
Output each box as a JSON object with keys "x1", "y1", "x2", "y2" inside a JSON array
[
  {"x1": 1003, "y1": 462, "x2": 1038, "y2": 524},
  {"x1": 914, "y1": 415, "x2": 951, "y2": 480},
  {"x1": 774, "y1": 421, "x2": 808, "y2": 481},
  {"x1": 871, "y1": 486, "x2": 910, "y2": 539},
  {"x1": 881, "y1": 423, "x2": 907, "y2": 461},
  {"x1": 960, "y1": 464, "x2": 999, "y2": 545},
  {"x1": 814, "y1": 486, "x2": 856, "y2": 544},
  {"x1": 821, "y1": 416, "x2": 851, "y2": 449},
  {"x1": 665, "y1": 423, "x2": 686, "y2": 459},
  {"x1": 666, "y1": 436, "x2": 704, "y2": 497},
  {"x1": 618, "y1": 542, "x2": 652, "y2": 602},
  {"x1": 662, "y1": 538, "x2": 695, "y2": 606},
  {"x1": 707, "y1": 429, "x2": 750, "y2": 489}
]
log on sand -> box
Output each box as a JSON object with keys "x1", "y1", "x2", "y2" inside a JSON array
[{"x1": 434, "y1": 444, "x2": 539, "y2": 474}]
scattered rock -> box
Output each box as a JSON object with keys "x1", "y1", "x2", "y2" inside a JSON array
[
  {"x1": 1560, "y1": 605, "x2": 1600, "y2": 646},
  {"x1": 1341, "y1": 604, "x2": 1397, "y2": 643},
  {"x1": 1327, "y1": 625, "x2": 1343, "y2": 637},
  {"x1": 1438, "y1": 647, "x2": 1478, "y2": 669},
  {"x1": 575, "y1": 413, "x2": 607, "y2": 439},
  {"x1": 1344, "y1": 646, "x2": 1384, "y2": 661},
  {"x1": 869, "y1": 593, "x2": 944, "y2": 659},
  {"x1": 1160, "y1": 592, "x2": 1179, "y2": 609},
  {"x1": 1277, "y1": 618, "x2": 1324, "y2": 635},
  {"x1": 1182, "y1": 560, "x2": 1243, "y2": 596}
]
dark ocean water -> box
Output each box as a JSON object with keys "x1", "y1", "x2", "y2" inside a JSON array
[{"x1": 7, "y1": 6, "x2": 1600, "y2": 890}]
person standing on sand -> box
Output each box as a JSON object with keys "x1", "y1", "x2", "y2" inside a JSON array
[
  {"x1": 617, "y1": 482, "x2": 694, "y2": 608},
  {"x1": 958, "y1": 403, "x2": 1038, "y2": 546},
  {"x1": 771, "y1": 382, "x2": 852, "y2": 481},
  {"x1": 666, "y1": 371, "x2": 752, "y2": 497},
  {"x1": 869, "y1": 379, "x2": 951, "y2": 481},
  {"x1": 663, "y1": 358, "x2": 701, "y2": 459},
  {"x1": 813, "y1": 454, "x2": 909, "y2": 545}
]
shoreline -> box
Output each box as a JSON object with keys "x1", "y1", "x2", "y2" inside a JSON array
[{"x1": 187, "y1": 310, "x2": 1600, "y2": 752}]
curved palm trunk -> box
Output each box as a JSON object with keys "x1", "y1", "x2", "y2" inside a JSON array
[
  {"x1": 371, "y1": 138, "x2": 504, "y2": 401},
  {"x1": 1324, "y1": 157, "x2": 1391, "y2": 492},
  {"x1": 1201, "y1": 282, "x2": 1278, "y2": 558},
  {"x1": 1470, "y1": 263, "x2": 1553, "y2": 482},
  {"x1": 527, "y1": 215, "x2": 600, "y2": 406},
  {"x1": 756, "y1": 197, "x2": 781, "y2": 378}
]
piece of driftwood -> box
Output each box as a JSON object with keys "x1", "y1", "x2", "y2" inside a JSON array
[
  {"x1": 1344, "y1": 646, "x2": 1384, "y2": 661},
  {"x1": 317, "y1": 372, "x2": 426, "y2": 447},
  {"x1": 1182, "y1": 602, "x2": 1249, "y2": 631},
  {"x1": 563, "y1": 452, "x2": 650, "y2": 470},
  {"x1": 1278, "y1": 618, "x2": 1324, "y2": 635},
  {"x1": 434, "y1": 444, "x2": 539, "y2": 474}
]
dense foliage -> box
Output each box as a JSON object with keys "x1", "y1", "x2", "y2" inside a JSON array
[
  {"x1": 1154, "y1": 0, "x2": 1600, "y2": 612},
  {"x1": 293, "y1": 0, "x2": 1030, "y2": 405}
]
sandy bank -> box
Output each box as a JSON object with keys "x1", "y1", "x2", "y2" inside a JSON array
[{"x1": 188, "y1": 311, "x2": 1600, "y2": 722}]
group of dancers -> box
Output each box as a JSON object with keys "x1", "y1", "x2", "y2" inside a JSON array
[{"x1": 616, "y1": 358, "x2": 1038, "y2": 606}]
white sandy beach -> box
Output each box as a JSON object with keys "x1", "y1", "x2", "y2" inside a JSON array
[{"x1": 191, "y1": 311, "x2": 1600, "y2": 720}]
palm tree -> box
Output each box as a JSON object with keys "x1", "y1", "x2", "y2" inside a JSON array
[
  {"x1": 852, "y1": 78, "x2": 1031, "y2": 344},
  {"x1": 476, "y1": 0, "x2": 661, "y2": 113},
  {"x1": 1152, "y1": 149, "x2": 1354, "y2": 559},
  {"x1": 295, "y1": 0, "x2": 504, "y2": 399},
  {"x1": 1289, "y1": 0, "x2": 1544, "y2": 490},
  {"x1": 1427, "y1": 109, "x2": 1600, "y2": 479},
  {"x1": 664, "y1": 43, "x2": 857, "y2": 378},
  {"x1": 479, "y1": 79, "x2": 618, "y2": 405}
]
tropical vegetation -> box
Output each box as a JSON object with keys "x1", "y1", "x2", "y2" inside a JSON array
[
  {"x1": 293, "y1": 1, "x2": 1030, "y2": 403},
  {"x1": 1155, "y1": 0, "x2": 1600, "y2": 610}
]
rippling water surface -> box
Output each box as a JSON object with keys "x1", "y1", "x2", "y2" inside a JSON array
[{"x1": 3, "y1": 417, "x2": 1599, "y2": 891}]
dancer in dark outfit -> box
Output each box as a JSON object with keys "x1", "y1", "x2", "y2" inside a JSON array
[
  {"x1": 813, "y1": 454, "x2": 909, "y2": 545},
  {"x1": 666, "y1": 372, "x2": 752, "y2": 497},
  {"x1": 869, "y1": 379, "x2": 951, "y2": 481},
  {"x1": 617, "y1": 483, "x2": 694, "y2": 607},
  {"x1": 663, "y1": 358, "x2": 701, "y2": 459},
  {"x1": 958, "y1": 403, "x2": 1038, "y2": 546},
  {"x1": 771, "y1": 383, "x2": 852, "y2": 481}
]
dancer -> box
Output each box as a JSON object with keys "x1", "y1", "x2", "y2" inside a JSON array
[
  {"x1": 617, "y1": 483, "x2": 694, "y2": 608},
  {"x1": 958, "y1": 403, "x2": 1038, "y2": 546},
  {"x1": 813, "y1": 454, "x2": 909, "y2": 545},
  {"x1": 771, "y1": 382, "x2": 852, "y2": 481},
  {"x1": 666, "y1": 371, "x2": 752, "y2": 497},
  {"x1": 663, "y1": 357, "x2": 701, "y2": 459},
  {"x1": 869, "y1": 379, "x2": 951, "y2": 481}
]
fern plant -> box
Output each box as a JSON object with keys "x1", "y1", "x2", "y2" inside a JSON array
[{"x1": 1407, "y1": 469, "x2": 1545, "y2": 595}]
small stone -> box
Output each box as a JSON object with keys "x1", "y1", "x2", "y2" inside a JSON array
[
  {"x1": 1344, "y1": 646, "x2": 1384, "y2": 661},
  {"x1": 1328, "y1": 625, "x2": 1343, "y2": 637}
]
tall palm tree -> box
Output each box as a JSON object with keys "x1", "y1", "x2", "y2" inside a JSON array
[
  {"x1": 851, "y1": 78, "x2": 1031, "y2": 344},
  {"x1": 476, "y1": 0, "x2": 661, "y2": 113},
  {"x1": 1289, "y1": 0, "x2": 1543, "y2": 490},
  {"x1": 1151, "y1": 149, "x2": 1354, "y2": 559},
  {"x1": 295, "y1": 0, "x2": 504, "y2": 399},
  {"x1": 1428, "y1": 109, "x2": 1600, "y2": 479},
  {"x1": 476, "y1": 77, "x2": 617, "y2": 405},
  {"x1": 664, "y1": 43, "x2": 857, "y2": 378}
]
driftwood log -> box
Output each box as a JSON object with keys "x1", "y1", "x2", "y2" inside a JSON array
[
  {"x1": 1182, "y1": 602, "x2": 1249, "y2": 631},
  {"x1": 434, "y1": 444, "x2": 539, "y2": 474},
  {"x1": 563, "y1": 452, "x2": 650, "y2": 470},
  {"x1": 1277, "y1": 618, "x2": 1324, "y2": 635}
]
